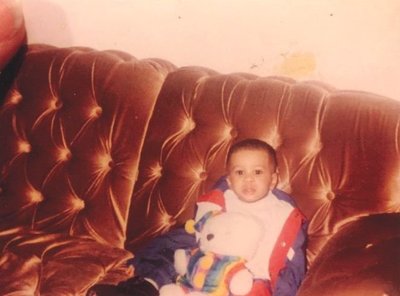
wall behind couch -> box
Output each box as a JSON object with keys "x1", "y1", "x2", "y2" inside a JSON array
[{"x1": 22, "y1": 0, "x2": 400, "y2": 101}]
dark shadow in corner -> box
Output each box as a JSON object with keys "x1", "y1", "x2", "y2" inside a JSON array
[{"x1": 0, "y1": 43, "x2": 28, "y2": 107}]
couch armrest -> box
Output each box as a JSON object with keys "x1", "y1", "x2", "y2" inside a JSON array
[
  {"x1": 297, "y1": 213, "x2": 400, "y2": 296},
  {"x1": 0, "y1": 233, "x2": 133, "y2": 295}
]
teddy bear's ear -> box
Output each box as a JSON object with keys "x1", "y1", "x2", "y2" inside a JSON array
[
  {"x1": 185, "y1": 210, "x2": 221, "y2": 234},
  {"x1": 185, "y1": 219, "x2": 196, "y2": 234}
]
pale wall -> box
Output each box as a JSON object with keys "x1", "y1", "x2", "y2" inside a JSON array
[{"x1": 22, "y1": 0, "x2": 400, "y2": 100}]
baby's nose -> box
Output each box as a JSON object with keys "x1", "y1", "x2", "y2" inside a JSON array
[
  {"x1": 206, "y1": 234, "x2": 214, "y2": 241},
  {"x1": 244, "y1": 173, "x2": 255, "y2": 180}
]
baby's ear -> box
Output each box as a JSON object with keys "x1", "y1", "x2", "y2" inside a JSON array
[
  {"x1": 270, "y1": 171, "x2": 279, "y2": 189},
  {"x1": 226, "y1": 175, "x2": 232, "y2": 187}
]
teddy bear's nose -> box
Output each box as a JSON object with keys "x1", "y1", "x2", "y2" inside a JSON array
[{"x1": 206, "y1": 234, "x2": 214, "y2": 241}]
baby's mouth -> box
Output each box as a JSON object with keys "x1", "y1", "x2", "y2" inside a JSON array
[{"x1": 242, "y1": 187, "x2": 256, "y2": 195}]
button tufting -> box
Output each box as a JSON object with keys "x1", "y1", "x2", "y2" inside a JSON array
[
  {"x1": 151, "y1": 163, "x2": 163, "y2": 178},
  {"x1": 326, "y1": 191, "x2": 335, "y2": 201},
  {"x1": 49, "y1": 99, "x2": 63, "y2": 110},
  {"x1": 72, "y1": 198, "x2": 85, "y2": 210},
  {"x1": 18, "y1": 141, "x2": 31, "y2": 154},
  {"x1": 269, "y1": 126, "x2": 282, "y2": 148},
  {"x1": 222, "y1": 125, "x2": 237, "y2": 139},
  {"x1": 10, "y1": 96, "x2": 22, "y2": 105},
  {"x1": 98, "y1": 154, "x2": 113, "y2": 170},
  {"x1": 29, "y1": 189, "x2": 43, "y2": 203},
  {"x1": 55, "y1": 100, "x2": 63, "y2": 110},
  {"x1": 183, "y1": 117, "x2": 196, "y2": 133},
  {"x1": 199, "y1": 171, "x2": 208, "y2": 180},
  {"x1": 58, "y1": 148, "x2": 71, "y2": 161},
  {"x1": 230, "y1": 127, "x2": 238, "y2": 138},
  {"x1": 312, "y1": 139, "x2": 323, "y2": 155},
  {"x1": 90, "y1": 106, "x2": 103, "y2": 118},
  {"x1": 160, "y1": 212, "x2": 173, "y2": 226},
  {"x1": 9, "y1": 93, "x2": 22, "y2": 104}
]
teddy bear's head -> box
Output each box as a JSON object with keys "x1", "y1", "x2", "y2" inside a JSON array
[{"x1": 190, "y1": 211, "x2": 265, "y2": 261}]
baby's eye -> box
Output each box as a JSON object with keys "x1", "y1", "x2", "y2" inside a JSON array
[
  {"x1": 255, "y1": 169, "x2": 263, "y2": 175},
  {"x1": 235, "y1": 170, "x2": 244, "y2": 176}
]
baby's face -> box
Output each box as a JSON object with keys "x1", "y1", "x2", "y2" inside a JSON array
[{"x1": 227, "y1": 149, "x2": 277, "y2": 203}]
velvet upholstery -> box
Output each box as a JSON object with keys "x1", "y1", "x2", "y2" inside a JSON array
[
  {"x1": 0, "y1": 44, "x2": 399, "y2": 295},
  {"x1": 0, "y1": 45, "x2": 174, "y2": 295}
]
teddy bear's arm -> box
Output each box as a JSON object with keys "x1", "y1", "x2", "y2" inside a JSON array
[{"x1": 174, "y1": 249, "x2": 189, "y2": 276}]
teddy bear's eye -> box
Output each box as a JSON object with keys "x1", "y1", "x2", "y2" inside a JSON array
[{"x1": 206, "y1": 234, "x2": 214, "y2": 241}]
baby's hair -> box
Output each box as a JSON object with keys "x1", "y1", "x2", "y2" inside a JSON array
[{"x1": 226, "y1": 138, "x2": 277, "y2": 171}]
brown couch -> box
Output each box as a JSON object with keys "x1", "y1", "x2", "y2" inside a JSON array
[{"x1": 1, "y1": 43, "x2": 399, "y2": 295}]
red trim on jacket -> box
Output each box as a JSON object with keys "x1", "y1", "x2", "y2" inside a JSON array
[
  {"x1": 268, "y1": 208, "x2": 305, "y2": 290},
  {"x1": 197, "y1": 189, "x2": 226, "y2": 209}
]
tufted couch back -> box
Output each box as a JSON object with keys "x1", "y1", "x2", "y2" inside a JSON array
[
  {"x1": 1, "y1": 45, "x2": 399, "y2": 295},
  {"x1": 0, "y1": 45, "x2": 175, "y2": 249},
  {"x1": 125, "y1": 66, "x2": 400, "y2": 266}
]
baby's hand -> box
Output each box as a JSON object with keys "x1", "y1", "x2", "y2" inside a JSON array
[{"x1": 229, "y1": 268, "x2": 253, "y2": 295}]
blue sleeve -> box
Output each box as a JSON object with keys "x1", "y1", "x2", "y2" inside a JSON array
[
  {"x1": 127, "y1": 227, "x2": 197, "y2": 287},
  {"x1": 212, "y1": 175, "x2": 229, "y2": 191},
  {"x1": 272, "y1": 218, "x2": 308, "y2": 296}
]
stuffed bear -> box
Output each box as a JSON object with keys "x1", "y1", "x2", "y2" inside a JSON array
[{"x1": 159, "y1": 211, "x2": 265, "y2": 296}]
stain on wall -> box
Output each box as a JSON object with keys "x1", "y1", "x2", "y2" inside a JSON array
[{"x1": 275, "y1": 52, "x2": 316, "y2": 79}]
